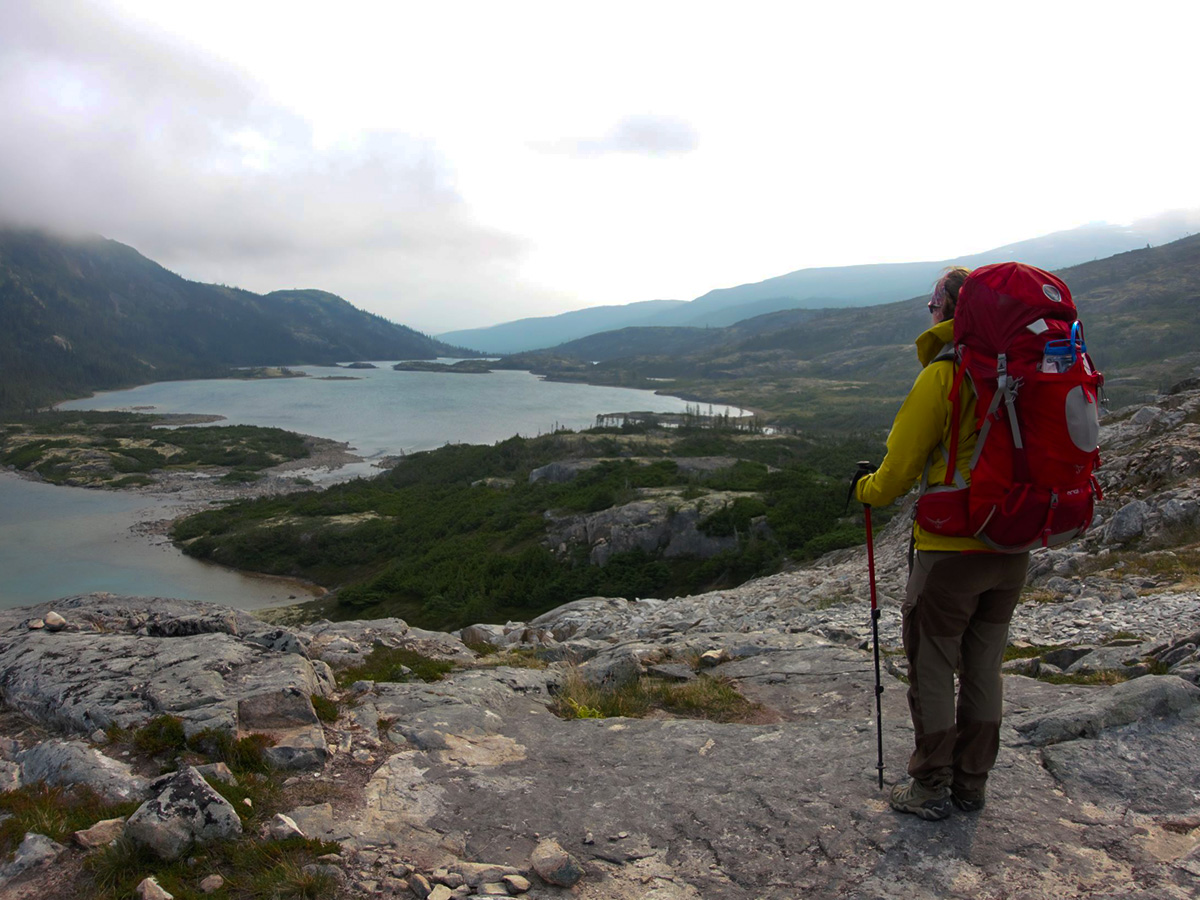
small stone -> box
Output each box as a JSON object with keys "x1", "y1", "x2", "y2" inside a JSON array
[
  {"x1": 699, "y1": 648, "x2": 730, "y2": 667},
  {"x1": 391, "y1": 863, "x2": 412, "y2": 878},
  {"x1": 198, "y1": 874, "x2": 225, "y2": 893},
  {"x1": 437, "y1": 871, "x2": 464, "y2": 889},
  {"x1": 480, "y1": 884, "x2": 508, "y2": 896},
  {"x1": 503, "y1": 874, "x2": 532, "y2": 893},
  {"x1": 410, "y1": 872, "x2": 433, "y2": 898},
  {"x1": 74, "y1": 817, "x2": 126, "y2": 848},
  {"x1": 195, "y1": 762, "x2": 238, "y2": 785},
  {"x1": 27, "y1": 618, "x2": 45, "y2": 630},
  {"x1": 135, "y1": 877, "x2": 174, "y2": 900},
  {"x1": 265, "y1": 813, "x2": 305, "y2": 840},
  {"x1": 44, "y1": 611, "x2": 68, "y2": 631},
  {"x1": 243, "y1": 797, "x2": 253, "y2": 807},
  {"x1": 429, "y1": 886, "x2": 454, "y2": 900},
  {"x1": 530, "y1": 838, "x2": 585, "y2": 887},
  {"x1": 452, "y1": 862, "x2": 523, "y2": 886},
  {"x1": 91, "y1": 729, "x2": 108, "y2": 744}
]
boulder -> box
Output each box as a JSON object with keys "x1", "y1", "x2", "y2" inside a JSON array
[
  {"x1": 0, "y1": 833, "x2": 65, "y2": 882},
  {"x1": 18, "y1": 740, "x2": 149, "y2": 803},
  {"x1": 74, "y1": 817, "x2": 126, "y2": 848},
  {"x1": 530, "y1": 838, "x2": 584, "y2": 887},
  {"x1": 1012, "y1": 675, "x2": 1200, "y2": 746},
  {"x1": 460, "y1": 623, "x2": 509, "y2": 647},
  {"x1": 577, "y1": 649, "x2": 643, "y2": 688},
  {"x1": 124, "y1": 766, "x2": 243, "y2": 860},
  {"x1": 1107, "y1": 500, "x2": 1149, "y2": 544},
  {"x1": 237, "y1": 689, "x2": 329, "y2": 770}
]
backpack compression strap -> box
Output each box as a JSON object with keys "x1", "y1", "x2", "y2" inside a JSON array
[{"x1": 941, "y1": 346, "x2": 970, "y2": 487}]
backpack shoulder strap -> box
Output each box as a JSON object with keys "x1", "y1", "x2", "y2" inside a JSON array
[
  {"x1": 942, "y1": 346, "x2": 969, "y2": 486},
  {"x1": 932, "y1": 343, "x2": 956, "y2": 365}
]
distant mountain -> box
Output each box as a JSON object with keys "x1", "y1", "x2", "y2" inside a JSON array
[
  {"x1": 0, "y1": 229, "x2": 473, "y2": 413},
  {"x1": 437, "y1": 298, "x2": 688, "y2": 356},
  {"x1": 519, "y1": 233, "x2": 1200, "y2": 428},
  {"x1": 440, "y1": 209, "x2": 1200, "y2": 353}
]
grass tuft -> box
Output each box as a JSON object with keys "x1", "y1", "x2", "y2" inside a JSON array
[
  {"x1": 336, "y1": 644, "x2": 455, "y2": 687},
  {"x1": 84, "y1": 833, "x2": 341, "y2": 900},
  {"x1": 310, "y1": 694, "x2": 339, "y2": 723},
  {"x1": 0, "y1": 784, "x2": 140, "y2": 856},
  {"x1": 1038, "y1": 670, "x2": 1133, "y2": 686},
  {"x1": 132, "y1": 715, "x2": 188, "y2": 758},
  {"x1": 186, "y1": 729, "x2": 275, "y2": 775},
  {"x1": 1003, "y1": 643, "x2": 1063, "y2": 662},
  {"x1": 551, "y1": 669, "x2": 762, "y2": 723}
]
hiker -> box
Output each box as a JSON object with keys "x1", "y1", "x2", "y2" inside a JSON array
[{"x1": 853, "y1": 266, "x2": 1029, "y2": 820}]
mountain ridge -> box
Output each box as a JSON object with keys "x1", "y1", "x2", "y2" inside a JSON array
[
  {"x1": 0, "y1": 228, "x2": 475, "y2": 413},
  {"x1": 439, "y1": 209, "x2": 1200, "y2": 353}
]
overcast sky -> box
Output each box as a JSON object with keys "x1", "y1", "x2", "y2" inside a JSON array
[{"x1": 2, "y1": 1, "x2": 1197, "y2": 334}]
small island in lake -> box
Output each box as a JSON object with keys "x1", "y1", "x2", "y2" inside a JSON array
[
  {"x1": 392, "y1": 360, "x2": 495, "y2": 374},
  {"x1": 233, "y1": 366, "x2": 308, "y2": 379}
]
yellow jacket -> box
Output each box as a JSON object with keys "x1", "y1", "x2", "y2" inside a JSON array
[{"x1": 855, "y1": 319, "x2": 989, "y2": 552}]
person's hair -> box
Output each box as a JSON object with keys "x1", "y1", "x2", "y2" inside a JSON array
[{"x1": 931, "y1": 266, "x2": 971, "y2": 318}]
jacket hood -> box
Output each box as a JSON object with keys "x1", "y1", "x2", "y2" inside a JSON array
[{"x1": 916, "y1": 319, "x2": 956, "y2": 367}]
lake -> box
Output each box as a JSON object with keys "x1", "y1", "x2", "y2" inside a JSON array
[{"x1": 3, "y1": 364, "x2": 740, "y2": 610}]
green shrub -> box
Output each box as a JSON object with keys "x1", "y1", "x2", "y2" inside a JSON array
[
  {"x1": 221, "y1": 468, "x2": 264, "y2": 483},
  {"x1": 187, "y1": 729, "x2": 275, "y2": 774},
  {"x1": 1, "y1": 439, "x2": 70, "y2": 469},
  {"x1": 699, "y1": 496, "x2": 769, "y2": 537},
  {"x1": 111, "y1": 474, "x2": 154, "y2": 487},
  {"x1": 310, "y1": 694, "x2": 339, "y2": 723},
  {"x1": 336, "y1": 645, "x2": 455, "y2": 687},
  {"x1": 133, "y1": 715, "x2": 188, "y2": 757},
  {"x1": 0, "y1": 784, "x2": 140, "y2": 855}
]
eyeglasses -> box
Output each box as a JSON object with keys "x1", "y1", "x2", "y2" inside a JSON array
[
  {"x1": 927, "y1": 298, "x2": 943, "y2": 312},
  {"x1": 928, "y1": 284, "x2": 947, "y2": 312}
]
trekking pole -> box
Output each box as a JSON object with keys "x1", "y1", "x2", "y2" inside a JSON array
[{"x1": 863, "y1": 503, "x2": 885, "y2": 789}]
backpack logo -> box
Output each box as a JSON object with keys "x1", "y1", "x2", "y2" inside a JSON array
[{"x1": 1043, "y1": 284, "x2": 1063, "y2": 303}]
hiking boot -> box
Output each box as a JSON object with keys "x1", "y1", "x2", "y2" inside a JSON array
[
  {"x1": 951, "y1": 784, "x2": 986, "y2": 812},
  {"x1": 890, "y1": 779, "x2": 952, "y2": 821}
]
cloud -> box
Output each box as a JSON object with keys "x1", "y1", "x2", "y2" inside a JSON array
[
  {"x1": 0, "y1": 2, "x2": 530, "y2": 332},
  {"x1": 534, "y1": 114, "x2": 700, "y2": 158}
]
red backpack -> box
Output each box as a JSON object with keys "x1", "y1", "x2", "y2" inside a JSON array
[{"x1": 916, "y1": 262, "x2": 1103, "y2": 551}]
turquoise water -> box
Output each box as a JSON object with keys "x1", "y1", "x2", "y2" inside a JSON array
[
  {"x1": 60, "y1": 363, "x2": 735, "y2": 460},
  {"x1": 0, "y1": 474, "x2": 321, "y2": 610},
  {"x1": 3, "y1": 366, "x2": 737, "y2": 609}
]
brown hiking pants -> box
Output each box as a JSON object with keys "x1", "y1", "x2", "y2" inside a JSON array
[{"x1": 902, "y1": 549, "x2": 1029, "y2": 791}]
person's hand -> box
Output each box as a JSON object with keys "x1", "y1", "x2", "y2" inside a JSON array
[{"x1": 846, "y1": 460, "x2": 877, "y2": 509}]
